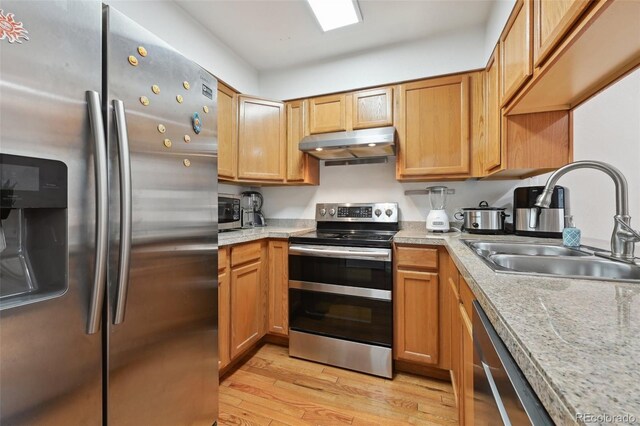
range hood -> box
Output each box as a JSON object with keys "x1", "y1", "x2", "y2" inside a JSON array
[{"x1": 299, "y1": 126, "x2": 396, "y2": 161}]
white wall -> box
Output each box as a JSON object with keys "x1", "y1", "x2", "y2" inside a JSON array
[
  {"x1": 258, "y1": 25, "x2": 487, "y2": 100},
  {"x1": 261, "y1": 161, "x2": 521, "y2": 222},
  {"x1": 104, "y1": 0, "x2": 259, "y2": 93},
  {"x1": 528, "y1": 69, "x2": 640, "y2": 246},
  {"x1": 483, "y1": 0, "x2": 516, "y2": 62}
]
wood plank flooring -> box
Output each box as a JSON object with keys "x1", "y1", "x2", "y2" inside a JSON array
[{"x1": 219, "y1": 344, "x2": 458, "y2": 425}]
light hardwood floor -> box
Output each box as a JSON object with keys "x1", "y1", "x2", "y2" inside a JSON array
[{"x1": 219, "y1": 344, "x2": 458, "y2": 425}]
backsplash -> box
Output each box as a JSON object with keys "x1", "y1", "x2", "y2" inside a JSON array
[{"x1": 260, "y1": 161, "x2": 524, "y2": 222}]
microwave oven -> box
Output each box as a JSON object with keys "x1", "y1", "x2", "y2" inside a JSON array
[{"x1": 218, "y1": 193, "x2": 242, "y2": 231}]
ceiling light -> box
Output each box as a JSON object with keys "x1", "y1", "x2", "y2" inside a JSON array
[
  {"x1": 368, "y1": 143, "x2": 376, "y2": 147},
  {"x1": 315, "y1": 147, "x2": 323, "y2": 151},
  {"x1": 307, "y1": 0, "x2": 362, "y2": 32}
]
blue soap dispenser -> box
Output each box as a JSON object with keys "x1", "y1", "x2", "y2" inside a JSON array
[{"x1": 563, "y1": 216, "x2": 581, "y2": 247}]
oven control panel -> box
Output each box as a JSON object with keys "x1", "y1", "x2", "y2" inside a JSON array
[{"x1": 316, "y1": 203, "x2": 398, "y2": 223}]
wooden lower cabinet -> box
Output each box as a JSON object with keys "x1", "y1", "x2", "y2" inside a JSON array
[
  {"x1": 218, "y1": 269, "x2": 230, "y2": 369},
  {"x1": 267, "y1": 240, "x2": 288, "y2": 336},
  {"x1": 230, "y1": 259, "x2": 264, "y2": 358},
  {"x1": 219, "y1": 239, "x2": 289, "y2": 373},
  {"x1": 395, "y1": 269, "x2": 439, "y2": 364},
  {"x1": 218, "y1": 247, "x2": 230, "y2": 370},
  {"x1": 447, "y1": 255, "x2": 462, "y2": 404},
  {"x1": 460, "y1": 301, "x2": 474, "y2": 426}
]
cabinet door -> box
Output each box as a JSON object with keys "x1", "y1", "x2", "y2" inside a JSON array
[
  {"x1": 352, "y1": 87, "x2": 393, "y2": 129},
  {"x1": 447, "y1": 259, "x2": 462, "y2": 410},
  {"x1": 217, "y1": 82, "x2": 237, "y2": 180},
  {"x1": 285, "y1": 100, "x2": 319, "y2": 185},
  {"x1": 395, "y1": 270, "x2": 439, "y2": 365},
  {"x1": 230, "y1": 260, "x2": 263, "y2": 358},
  {"x1": 461, "y1": 305, "x2": 474, "y2": 426},
  {"x1": 238, "y1": 96, "x2": 286, "y2": 181},
  {"x1": 484, "y1": 45, "x2": 502, "y2": 173},
  {"x1": 500, "y1": 0, "x2": 533, "y2": 105},
  {"x1": 286, "y1": 100, "x2": 306, "y2": 182},
  {"x1": 533, "y1": 0, "x2": 591, "y2": 67},
  {"x1": 267, "y1": 240, "x2": 288, "y2": 336},
  {"x1": 397, "y1": 75, "x2": 470, "y2": 178},
  {"x1": 218, "y1": 269, "x2": 230, "y2": 370},
  {"x1": 308, "y1": 94, "x2": 347, "y2": 134}
]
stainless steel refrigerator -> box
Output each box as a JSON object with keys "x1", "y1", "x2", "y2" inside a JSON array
[{"x1": 0, "y1": 2, "x2": 218, "y2": 425}]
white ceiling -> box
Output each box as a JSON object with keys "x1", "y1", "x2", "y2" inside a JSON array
[{"x1": 174, "y1": 0, "x2": 495, "y2": 71}]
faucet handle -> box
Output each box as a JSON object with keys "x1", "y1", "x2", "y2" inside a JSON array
[{"x1": 615, "y1": 216, "x2": 640, "y2": 241}]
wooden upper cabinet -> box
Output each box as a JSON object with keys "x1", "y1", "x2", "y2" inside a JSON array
[
  {"x1": 237, "y1": 96, "x2": 286, "y2": 181},
  {"x1": 396, "y1": 75, "x2": 470, "y2": 179},
  {"x1": 395, "y1": 269, "x2": 439, "y2": 365},
  {"x1": 500, "y1": 0, "x2": 533, "y2": 106},
  {"x1": 484, "y1": 45, "x2": 502, "y2": 173},
  {"x1": 217, "y1": 82, "x2": 238, "y2": 180},
  {"x1": 308, "y1": 94, "x2": 347, "y2": 134},
  {"x1": 286, "y1": 100, "x2": 319, "y2": 185},
  {"x1": 352, "y1": 87, "x2": 393, "y2": 129},
  {"x1": 286, "y1": 100, "x2": 306, "y2": 181},
  {"x1": 533, "y1": 0, "x2": 591, "y2": 68}
]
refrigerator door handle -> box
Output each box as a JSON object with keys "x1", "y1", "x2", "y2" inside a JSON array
[
  {"x1": 86, "y1": 91, "x2": 108, "y2": 335},
  {"x1": 112, "y1": 99, "x2": 133, "y2": 325}
]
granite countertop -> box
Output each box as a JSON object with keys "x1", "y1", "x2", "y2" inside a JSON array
[
  {"x1": 220, "y1": 225, "x2": 639, "y2": 423},
  {"x1": 218, "y1": 226, "x2": 313, "y2": 247},
  {"x1": 395, "y1": 229, "x2": 640, "y2": 425}
]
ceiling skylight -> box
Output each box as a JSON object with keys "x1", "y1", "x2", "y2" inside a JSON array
[{"x1": 307, "y1": 0, "x2": 362, "y2": 32}]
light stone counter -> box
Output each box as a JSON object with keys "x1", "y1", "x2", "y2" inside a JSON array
[
  {"x1": 394, "y1": 229, "x2": 640, "y2": 425},
  {"x1": 218, "y1": 226, "x2": 313, "y2": 247}
]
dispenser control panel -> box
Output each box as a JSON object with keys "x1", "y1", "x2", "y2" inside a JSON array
[{"x1": 0, "y1": 154, "x2": 67, "y2": 212}]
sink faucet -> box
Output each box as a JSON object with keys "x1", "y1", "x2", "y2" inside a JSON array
[{"x1": 534, "y1": 161, "x2": 640, "y2": 263}]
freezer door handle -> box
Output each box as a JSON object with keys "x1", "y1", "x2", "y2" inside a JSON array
[
  {"x1": 86, "y1": 91, "x2": 108, "y2": 335},
  {"x1": 112, "y1": 99, "x2": 133, "y2": 325}
]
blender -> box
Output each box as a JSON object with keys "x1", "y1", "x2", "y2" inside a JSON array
[{"x1": 426, "y1": 186, "x2": 450, "y2": 232}]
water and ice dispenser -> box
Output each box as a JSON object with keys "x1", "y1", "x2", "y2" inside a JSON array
[{"x1": 0, "y1": 154, "x2": 67, "y2": 309}]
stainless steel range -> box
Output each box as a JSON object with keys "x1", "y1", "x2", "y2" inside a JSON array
[{"x1": 288, "y1": 202, "x2": 398, "y2": 378}]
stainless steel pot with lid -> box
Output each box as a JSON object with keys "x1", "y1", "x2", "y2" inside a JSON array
[{"x1": 454, "y1": 201, "x2": 509, "y2": 234}]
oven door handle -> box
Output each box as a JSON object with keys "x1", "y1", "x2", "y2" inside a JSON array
[
  {"x1": 289, "y1": 280, "x2": 392, "y2": 301},
  {"x1": 289, "y1": 244, "x2": 391, "y2": 262}
]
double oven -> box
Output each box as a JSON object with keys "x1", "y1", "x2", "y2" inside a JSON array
[{"x1": 288, "y1": 203, "x2": 398, "y2": 378}]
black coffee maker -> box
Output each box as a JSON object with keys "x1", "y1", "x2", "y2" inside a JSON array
[{"x1": 513, "y1": 186, "x2": 570, "y2": 238}]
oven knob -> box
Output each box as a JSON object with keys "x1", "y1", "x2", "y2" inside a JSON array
[
  {"x1": 320, "y1": 208, "x2": 327, "y2": 216},
  {"x1": 385, "y1": 209, "x2": 393, "y2": 217},
  {"x1": 329, "y1": 208, "x2": 336, "y2": 216},
  {"x1": 375, "y1": 209, "x2": 382, "y2": 217}
]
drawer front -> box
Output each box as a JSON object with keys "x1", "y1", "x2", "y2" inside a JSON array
[
  {"x1": 219, "y1": 247, "x2": 228, "y2": 272},
  {"x1": 396, "y1": 245, "x2": 438, "y2": 270},
  {"x1": 231, "y1": 241, "x2": 262, "y2": 267}
]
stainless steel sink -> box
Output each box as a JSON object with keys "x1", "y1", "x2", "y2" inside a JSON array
[
  {"x1": 489, "y1": 254, "x2": 640, "y2": 282},
  {"x1": 462, "y1": 240, "x2": 640, "y2": 283},
  {"x1": 466, "y1": 241, "x2": 590, "y2": 257}
]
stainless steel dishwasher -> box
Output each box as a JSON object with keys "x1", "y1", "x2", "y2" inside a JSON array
[{"x1": 473, "y1": 301, "x2": 554, "y2": 425}]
